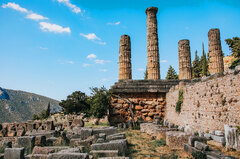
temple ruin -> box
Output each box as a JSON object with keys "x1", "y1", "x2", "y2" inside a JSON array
[
  {"x1": 119, "y1": 35, "x2": 132, "y2": 80},
  {"x1": 208, "y1": 28, "x2": 224, "y2": 74},
  {"x1": 178, "y1": 39, "x2": 192, "y2": 80},
  {"x1": 146, "y1": 7, "x2": 160, "y2": 80}
]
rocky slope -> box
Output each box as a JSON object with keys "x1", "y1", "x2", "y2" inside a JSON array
[{"x1": 0, "y1": 87, "x2": 61, "y2": 123}]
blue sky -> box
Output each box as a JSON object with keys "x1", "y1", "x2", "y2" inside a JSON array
[{"x1": 0, "y1": 0, "x2": 240, "y2": 100}]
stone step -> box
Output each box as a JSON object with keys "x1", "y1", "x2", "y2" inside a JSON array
[{"x1": 90, "y1": 150, "x2": 119, "y2": 158}]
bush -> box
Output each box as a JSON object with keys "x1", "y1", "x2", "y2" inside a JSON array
[
  {"x1": 32, "y1": 102, "x2": 51, "y2": 120},
  {"x1": 229, "y1": 58, "x2": 240, "y2": 69},
  {"x1": 176, "y1": 89, "x2": 183, "y2": 113},
  {"x1": 153, "y1": 139, "x2": 166, "y2": 147}
]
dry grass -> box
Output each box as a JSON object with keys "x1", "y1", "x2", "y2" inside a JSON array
[{"x1": 125, "y1": 130, "x2": 191, "y2": 159}]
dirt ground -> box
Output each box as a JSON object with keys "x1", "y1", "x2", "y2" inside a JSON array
[{"x1": 125, "y1": 129, "x2": 192, "y2": 159}]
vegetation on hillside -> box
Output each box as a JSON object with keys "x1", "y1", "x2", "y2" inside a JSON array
[
  {"x1": 225, "y1": 37, "x2": 240, "y2": 69},
  {"x1": 32, "y1": 102, "x2": 51, "y2": 120},
  {"x1": 0, "y1": 88, "x2": 60, "y2": 123}
]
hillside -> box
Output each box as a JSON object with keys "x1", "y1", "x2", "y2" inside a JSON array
[{"x1": 0, "y1": 87, "x2": 61, "y2": 123}]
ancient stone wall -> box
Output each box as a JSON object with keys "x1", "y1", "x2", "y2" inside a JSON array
[
  {"x1": 178, "y1": 39, "x2": 192, "y2": 80},
  {"x1": 208, "y1": 28, "x2": 224, "y2": 74},
  {"x1": 146, "y1": 7, "x2": 160, "y2": 79},
  {"x1": 165, "y1": 68, "x2": 240, "y2": 132},
  {"x1": 109, "y1": 93, "x2": 166, "y2": 125},
  {"x1": 119, "y1": 35, "x2": 132, "y2": 80}
]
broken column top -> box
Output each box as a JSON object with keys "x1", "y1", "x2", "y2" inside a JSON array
[
  {"x1": 208, "y1": 28, "x2": 220, "y2": 36},
  {"x1": 178, "y1": 39, "x2": 190, "y2": 45},
  {"x1": 145, "y1": 7, "x2": 158, "y2": 14}
]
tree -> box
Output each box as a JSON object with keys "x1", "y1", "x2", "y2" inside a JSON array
[
  {"x1": 200, "y1": 43, "x2": 208, "y2": 76},
  {"x1": 88, "y1": 86, "x2": 111, "y2": 119},
  {"x1": 32, "y1": 103, "x2": 51, "y2": 120},
  {"x1": 46, "y1": 102, "x2": 51, "y2": 118},
  {"x1": 225, "y1": 37, "x2": 240, "y2": 58},
  {"x1": 192, "y1": 50, "x2": 201, "y2": 78},
  {"x1": 144, "y1": 67, "x2": 148, "y2": 80},
  {"x1": 166, "y1": 65, "x2": 178, "y2": 80},
  {"x1": 59, "y1": 91, "x2": 90, "y2": 114}
]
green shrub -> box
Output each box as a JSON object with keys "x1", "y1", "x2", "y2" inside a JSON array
[
  {"x1": 229, "y1": 58, "x2": 240, "y2": 69},
  {"x1": 153, "y1": 139, "x2": 166, "y2": 147},
  {"x1": 176, "y1": 88, "x2": 183, "y2": 113}
]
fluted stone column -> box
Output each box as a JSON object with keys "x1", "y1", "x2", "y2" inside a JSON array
[
  {"x1": 119, "y1": 35, "x2": 132, "y2": 80},
  {"x1": 208, "y1": 28, "x2": 224, "y2": 74},
  {"x1": 178, "y1": 39, "x2": 192, "y2": 80},
  {"x1": 146, "y1": 7, "x2": 160, "y2": 79}
]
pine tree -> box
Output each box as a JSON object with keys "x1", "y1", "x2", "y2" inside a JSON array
[
  {"x1": 200, "y1": 43, "x2": 208, "y2": 76},
  {"x1": 192, "y1": 50, "x2": 201, "y2": 78},
  {"x1": 46, "y1": 102, "x2": 51, "y2": 118},
  {"x1": 166, "y1": 65, "x2": 178, "y2": 80},
  {"x1": 144, "y1": 67, "x2": 148, "y2": 80}
]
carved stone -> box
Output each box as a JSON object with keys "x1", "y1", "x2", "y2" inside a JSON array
[
  {"x1": 178, "y1": 39, "x2": 192, "y2": 80},
  {"x1": 146, "y1": 7, "x2": 160, "y2": 79},
  {"x1": 119, "y1": 35, "x2": 132, "y2": 80},
  {"x1": 208, "y1": 28, "x2": 224, "y2": 74}
]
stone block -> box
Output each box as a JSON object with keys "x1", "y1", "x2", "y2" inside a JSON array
[
  {"x1": 194, "y1": 141, "x2": 209, "y2": 151},
  {"x1": 106, "y1": 133, "x2": 126, "y2": 141},
  {"x1": 4, "y1": 148, "x2": 25, "y2": 159},
  {"x1": 188, "y1": 136, "x2": 207, "y2": 147},
  {"x1": 90, "y1": 150, "x2": 119, "y2": 158},
  {"x1": 32, "y1": 146, "x2": 55, "y2": 154},
  {"x1": 0, "y1": 140, "x2": 12, "y2": 153},
  {"x1": 15, "y1": 136, "x2": 35, "y2": 154},
  {"x1": 91, "y1": 139, "x2": 127, "y2": 156},
  {"x1": 204, "y1": 133, "x2": 212, "y2": 140},
  {"x1": 96, "y1": 138, "x2": 105, "y2": 143},
  {"x1": 93, "y1": 127, "x2": 117, "y2": 136},
  {"x1": 166, "y1": 131, "x2": 190, "y2": 150},
  {"x1": 211, "y1": 134, "x2": 225, "y2": 144},
  {"x1": 72, "y1": 119, "x2": 84, "y2": 127},
  {"x1": 25, "y1": 154, "x2": 48, "y2": 159},
  {"x1": 46, "y1": 137, "x2": 58, "y2": 146},
  {"x1": 57, "y1": 148, "x2": 81, "y2": 153},
  {"x1": 215, "y1": 130, "x2": 224, "y2": 136},
  {"x1": 99, "y1": 133, "x2": 106, "y2": 140},
  {"x1": 183, "y1": 143, "x2": 200, "y2": 154},
  {"x1": 224, "y1": 125, "x2": 240, "y2": 151},
  {"x1": 47, "y1": 153, "x2": 89, "y2": 159},
  {"x1": 35, "y1": 135, "x2": 46, "y2": 146}
]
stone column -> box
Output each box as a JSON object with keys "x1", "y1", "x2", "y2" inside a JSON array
[
  {"x1": 178, "y1": 39, "x2": 192, "y2": 80},
  {"x1": 119, "y1": 35, "x2": 132, "y2": 80},
  {"x1": 208, "y1": 28, "x2": 224, "y2": 74},
  {"x1": 146, "y1": 7, "x2": 160, "y2": 79}
]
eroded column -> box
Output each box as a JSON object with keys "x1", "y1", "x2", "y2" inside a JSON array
[
  {"x1": 119, "y1": 35, "x2": 132, "y2": 80},
  {"x1": 208, "y1": 28, "x2": 224, "y2": 74},
  {"x1": 178, "y1": 39, "x2": 192, "y2": 80},
  {"x1": 146, "y1": 7, "x2": 160, "y2": 79}
]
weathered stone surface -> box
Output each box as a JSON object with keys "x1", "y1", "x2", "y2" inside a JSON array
[
  {"x1": 215, "y1": 130, "x2": 224, "y2": 136},
  {"x1": 4, "y1": 148, "x2": 25, "y2": 159},
  {"x1": 14, "y1": 136, "x2": 35, "y2": 154},
  {"x1": 47, "y1": 153, "x2": 89, "y2": 159},
  {"x1": 188, "y1": 136, "x2": 207, "y2": 147},
  {"x1": 91, "y1": 139, "x2": 127, "y2": 156},
  {"x1": 93, "y1": 127, "x2": 117, "y2": 136},
  {"x1": 178, "y1": 39, "x2": 192, "y2": 79},
  {"x1": 166, "y1": 131, "x2": 190, "y2": 150},
  {"x1": 90, "y1": 150, "x2": 119, "y2": 158},
  {"x1": 72, "y1": 119, "x2": 84, "y2": 127},
  {"x1": 25, "y1": 154, "x2": 48, "y2": 159},
  {"x1": 211, "y1": 134, "x2": 225, "y2": 144},
  {"x1": 183, "y1": 143, "x2": 200, "y2": 154},
  {"x1": 32, "y1": 146, "x2": 55, "y2": 154},
  {"x1": 35, "y1": 135, "x2": 46, "y2": 146},
  {"x1": 98, "y1": 158, "x2": 129, "y2": 159},
  {"x1": 106, "y1": 133, "x2": 126, "y2": 141},
  {"x1": 208, "y1": 28, "x2": 224, "y2": 74},
  {"x1": 194, "y1": 141, "x2": 209, "y2": 151},
  {"x1": 0, "y1": 140, "x2": 12, "y2": 153},
  {"x1": 224, "y1": 125, "x2": 240, "y2": 151},
  {"x1": 119, "y1": 35, "x2": 132, "y2": 80}
]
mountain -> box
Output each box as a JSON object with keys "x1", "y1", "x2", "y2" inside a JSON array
[{"x1": 0, "y1": 87, "x2": 61, "y2": 123}]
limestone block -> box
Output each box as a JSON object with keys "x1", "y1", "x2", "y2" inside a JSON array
[
  {"x1": 99, "y1": 133, "x2": 106, "y2": 140},
  {"x1": 32, "y1": 146, "x2": 55, "y2": 154},
  {"x1": 106, "y1": 133, "x2": 126, "y2": 141},
  {"x1": 194, "y1": 141, "x2": 209, "y2": 151},
  {"x1": 215, "y1": 130, "x2": 224, "y2": 136},
  {"x1": 183, "y1": 143, "x2": 200, "y2": 154},
  {"x1": 47, "y1": 153, "x2": 89, "y2": 159},
  {"x1": 96, "y1": 138, "x2": 105, "y2": 143},
  {"x1": 15, "y1": 136, "x2": 35, "y2": 154},
  {"x1": 35, "y1": 135, "x2": 46, "y2": 146},
  {"x1": 0, "y1": 140, "x2": 12, "y2": 153},
  {"x1": 4, "y1": 148, "x2": 25, "y2": 159},
  {"x1": 224, "y1": 125, "x2": 240, "y2": 151},
  {"x1": 166, "y1": 131, "x2": 190, "y2": 150},
  {"x1": 188, "y1": 136, "x2": 207, "y2": 147},
  {"x1": 93, "y1": 127, "x2": 117, "y2": 136},
  {"x1": 25, "y1": 154, "x2": 48, "y2": 159},
  {"x1": 90, "y1": 150, "x2": 119, "y2": 158},
  {"x1": 211, "y1": 134, "x2": 225, "y2": 144}
]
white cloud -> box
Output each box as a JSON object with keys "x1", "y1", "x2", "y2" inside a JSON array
[
  {"x1": 40, "y1": 47, "x2": 48, "y2": 50},
  {"x1": 107, "y1": 21, "x2": 120, "y2": 26},
  {"x1": 80, "y1": 33, "x2": 101, "y2": 40},
  {"x1": 137, "y1": 68, "x2": 145, "y2": 71},
  {"x1": 87, "y1": 54, "x2": 97, "y2": 59},
  {"x1": 82, "y1": 63, "x2": 90, "y2": 67},
  {"x1": 2, "y1": 2, "x2": 28, "y2": 13},
  {"x1": 95, "y1": 59, "x2": 105, "y2": 64},
  {"x1": 26, "y1": 13, "x2": 48, "y2": 21},
  {"x1": 80, "y1": 33, "x2": 106, "y2": 45},
  {"x1": 40, "y1": 22, "x2": 71, "y2": 34},
  {"x1": 57, "y1": 0, "x2": 81, "y2": 14},
  {"x1": 99, "y1": 69, "x2": 107, "y2": 72},
  {"x1": 102, "y1": 78, "x2": 110, "y2": 82},
  {"x1": 160, "y1": 60, "x2": 168, "y2": 63},
  {"x1": 65, "y1": 61, "x2": 74, "y2": 64}
]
